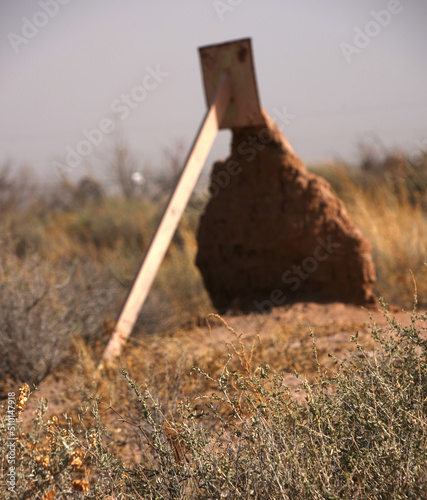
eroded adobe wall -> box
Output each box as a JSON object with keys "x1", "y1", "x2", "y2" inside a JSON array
[{"x1": 196, "y1": 110, "x2": 376, "y2": 312}]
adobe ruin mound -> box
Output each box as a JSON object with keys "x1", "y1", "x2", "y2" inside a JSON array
[{"x1": 196, "y1": 110, "x2": 376, "y2": 312}]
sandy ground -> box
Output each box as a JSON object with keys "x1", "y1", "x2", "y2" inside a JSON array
[{"x1": 21, "y1": 300, "x2": 422, "y2": 416}]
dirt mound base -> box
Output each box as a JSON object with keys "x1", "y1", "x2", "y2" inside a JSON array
[{"x1": 196, "y1": 110, "x2": 376, "y2": 312}]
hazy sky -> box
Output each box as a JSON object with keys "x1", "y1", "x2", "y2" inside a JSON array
[{"x1": 1, "y1": 0, "x2": 426, "y2": 186}]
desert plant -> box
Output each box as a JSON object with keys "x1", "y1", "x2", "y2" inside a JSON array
[
  {"x1": 0, "y1": 391, "x2": 129, "y2": 499},
  {"x1": 0, "y1": 248, "x2": 120, "y2": 393},
  {"x1": 3, "y1": 302, "x2": 425, "y2": 498},
  {"x1": 115, "y1": 303, "x2": 427, "y2": 498}
]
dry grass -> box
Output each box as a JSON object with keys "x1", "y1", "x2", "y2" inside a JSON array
[
  {"x1": 310, "y1": 163, "x2": 427, "y2": 307},
  {"x1": 0, "y1": 152, "x2": 426, "y2": 389},
  {"x1": 0, "y1": 150, "x2": 426, "y2": 497},
  {"x1": 346, "y1": 183, "x2": 427, "y2": 306},
  {"x1": 1, "y1": 307, "x2": 426, "y2": 498}
]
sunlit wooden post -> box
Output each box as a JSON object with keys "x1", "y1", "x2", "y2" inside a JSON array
[{"x1": 100, "y1": 38, "x2": 264, "y2": 366}]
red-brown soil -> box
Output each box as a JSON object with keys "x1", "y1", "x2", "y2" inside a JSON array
[{"x1": 21, "y1": 300, "x2": 419, "y2": 422}]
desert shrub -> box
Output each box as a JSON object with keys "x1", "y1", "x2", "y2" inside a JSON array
[
  {"x1": 2, "y1": 303, "x2": 426, "y2": 498},
  {"x1": 44, "y1": 176, "x2": 105, "y2": 213},
  {"x1": 0, "y1": 249, "x2": 121, "y2": 392},
  {"x1": 0, "y1": 394, "x2": 127, "y2": 499},
  {"x1": 4, "y1": 212, "x2": 46, "y2": 258},
  {"x1": 342, "y1": 183, "x2": 427, "y2": 307},
  {"x1": 0, "y1": 188, "x2": 211, "y2": 382},
  {"x1": 118, "y1": 305, "x2": 427, "y2": 499}
]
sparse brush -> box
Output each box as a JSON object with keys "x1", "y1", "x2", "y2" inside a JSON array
[
  {"x1": 1, "y1": 147, "x2": 427, "y2": 498},
  {"x1": 0, "y1": 246, "x2": 120, "y2": 392},
  {"x1": 0, "y1": 176, "x2": 210, "y2": 388},
  {"x1": 2, "y1": 304, "x2": 425, "y2": 498}
]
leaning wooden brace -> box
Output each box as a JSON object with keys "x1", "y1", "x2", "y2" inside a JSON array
[{"x1": 100, "y1": 38, "x2": 265, "y2": 366}]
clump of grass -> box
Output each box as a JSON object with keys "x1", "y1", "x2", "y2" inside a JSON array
[
  {"x1": 345, "y1": 183, "x2": 427, "y2": 307},
  {"x1": 2, "y1": 302, "x2": 425, "y2": 498}
]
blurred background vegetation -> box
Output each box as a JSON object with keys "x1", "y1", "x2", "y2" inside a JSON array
[{"x1": 0, "y1": 142, "x2": 426, "y2": 391}]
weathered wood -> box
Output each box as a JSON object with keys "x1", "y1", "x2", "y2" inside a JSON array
[{"x1": 199, "y1": 38, "x2": 264, "y2": 129}]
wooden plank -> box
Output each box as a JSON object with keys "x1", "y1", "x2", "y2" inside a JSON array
[
  {"x1": 100, "y1": 72, "x2": 232, "y2": 365},
  {"x1": 199, "y1": 38, "x2": 264, "y2": 129}
]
